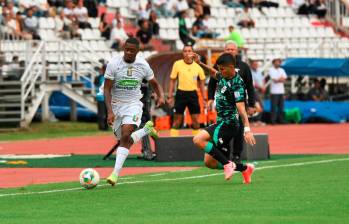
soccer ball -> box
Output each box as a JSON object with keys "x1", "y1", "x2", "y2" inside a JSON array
[{"x1": 79, "y1": 168, "x2": 100, "y2": 189}]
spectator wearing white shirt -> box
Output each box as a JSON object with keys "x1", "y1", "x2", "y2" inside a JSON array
[
  {"x1": 63, "y1": 0, "x2": 75, "y2": 22},
  {"x1": 110, "y1": 21, "x2": 129, "y2": 50},
  {"x1": 250, "y1": 59, "x2": 266, "y2": 125},
  {"x1": 175, "y1": 0, "x2": 189, "y2": 16},
  {"x1": 268, "y1": 58, "x2": 287, "y2": 124},
  {"x1": 73, "y1": 0, "x2": 91, "y2": 29},
  {"x1": 23, "y1": 8, "x2": 41, "y2": 39},
  {"x1": 237, "y1": 6, "x2": 255, "y2": 28},
  {"x1": 112, "y1": 10, "x2": 125, "y2": 28}
]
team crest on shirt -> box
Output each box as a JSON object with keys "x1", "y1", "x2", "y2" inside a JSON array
[
  {"x1": 127, "y1": 66, "x2": 133, "y2": 76},
  {"x1": 234, "y1": 91, "x2": 240, "y2": 98}
]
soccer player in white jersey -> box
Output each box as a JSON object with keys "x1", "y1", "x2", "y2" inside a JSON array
[{"x1": 104, "y1": 37, "x2": 165, "y2": 186}]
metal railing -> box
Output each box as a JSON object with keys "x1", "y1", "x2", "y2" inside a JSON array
[
  {"x1": 325, "y1": 0, "x2": 348, "y2": 27},
  {"x1": 20, "y1": 41, "x2": 45, "y2": 120}
]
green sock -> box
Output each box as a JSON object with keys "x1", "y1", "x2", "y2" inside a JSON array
[{"x1": 204, "y1": 142, "x2": 229, "y2": 165}]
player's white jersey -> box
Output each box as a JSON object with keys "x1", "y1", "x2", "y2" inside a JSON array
[{"x1": 104, "y1": 55, "x2": 154, "y2": 102}]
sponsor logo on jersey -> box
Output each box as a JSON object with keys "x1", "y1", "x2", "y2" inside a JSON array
[{"x1": 118, "y1": 79, "x2": 139, "y2": 88}]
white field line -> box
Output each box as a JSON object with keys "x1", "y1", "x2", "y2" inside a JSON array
[{"x1": 0, "y1": 157, "x2": 348, "y2": 198}]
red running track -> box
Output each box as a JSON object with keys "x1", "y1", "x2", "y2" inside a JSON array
[
  {"x1": 0, "y1": 124, "x2": 348, "y2": 155},
  {"x1": 1, "y1": 124, "x2": 348, "y2": 188}
]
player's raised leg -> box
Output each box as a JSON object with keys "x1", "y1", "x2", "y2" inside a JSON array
[
  {"x1": 106, "y1": 124, "x2": 135, "y2": 186},
  {"x1": 193, "y1": 129, "x2": 235, "y2": 180},
  {"x1": 130, "y1": 121, "x2": 158, "y2": 143}
]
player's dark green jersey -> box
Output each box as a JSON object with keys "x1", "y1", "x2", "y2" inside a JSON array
[{"x1": 215, "y1": 73, "x2": 246, "y2": 125}]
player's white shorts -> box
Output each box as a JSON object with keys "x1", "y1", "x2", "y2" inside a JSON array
[{"x1": 112, "y1": 100, "x2": 143, "y2": 140}]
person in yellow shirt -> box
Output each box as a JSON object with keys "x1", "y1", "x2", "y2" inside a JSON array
[{"x1": 167, "y1": 45, "x2": 206, "y2": 130}]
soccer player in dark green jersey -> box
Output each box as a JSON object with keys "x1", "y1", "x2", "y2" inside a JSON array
[{"x1": 193, "y1": 53, "x2": 256, "y2": 181}]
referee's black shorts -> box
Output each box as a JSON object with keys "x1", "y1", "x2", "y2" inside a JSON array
[
  {"x1": 205, "y1": 122, "x2": 240, "y2": 158},
  {"x1": 174, "y1": 90, "x2": 200, "y2": 115}
]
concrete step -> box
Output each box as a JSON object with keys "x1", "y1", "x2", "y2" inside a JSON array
[
  {"x1": 0, "y1": 81, "x2": 21, "y2": 87},
  {"x1": 0, "y1": 103, "x2": 31, "y2": 108},
  {"x1": 0, "y1": 111, "x2": 21, "y2": 115},
  {"x1": 0, "y1": 95, "x2": 22, "y2": 101},
  {"x1": 0, "y1": 118, "x2": 21, "y2": 122},
  {"x1": 0, "y1": 89, "x2": 21, "y2": 94}
]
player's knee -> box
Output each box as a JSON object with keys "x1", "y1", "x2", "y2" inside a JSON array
[
  {"x1": 120, "y1": 133, "x2": 132, "y2": 145},
  {"x1": 192, "y1": 135, "x2": 201, "y2": 147}
]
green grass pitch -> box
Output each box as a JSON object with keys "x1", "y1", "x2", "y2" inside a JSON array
[{"x1": 1, "y1": 155, "x2": 349, "y2": 224}]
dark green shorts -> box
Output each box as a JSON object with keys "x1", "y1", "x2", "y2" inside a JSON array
[{"x1": 204, "y1": 122, "x2": 240, "y2": 158}]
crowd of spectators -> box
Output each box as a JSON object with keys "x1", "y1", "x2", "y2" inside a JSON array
[
  {"x1": 0, "y1": 0, "x2": 99, "y2": 40},
  {"x1": 293, "y1": 0, "x2": 327, "y2": 19}
]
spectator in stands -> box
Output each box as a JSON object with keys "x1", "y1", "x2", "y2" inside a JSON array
[
  {"x1": 3, "y1": 2, "x2": 19, "y2": 17},
  {"x1": 237, "y1": 6, "x2": 255, "y2": 28},
  {"x1": 136, "y1": 20, "x2": 153, "y2": 50},
  {"x1": 296, "y1": 0, "x2": 326, "y2": 18},
  {"x1": 3, "y1": 12, "x2": 17, "y2": 39},
  {"x1": 313, "y1": 0, "x2": 327, "y2": 19},
  {"x1": 139, "y1": 0, "x2": 153, "y2": 21},
  {"x1": 63, "y1": 0, "x2": 76, "y2": 22},
  {"x1": 269, "y1": 58, "x2": 287, "y2": 124},
  {"x1": 84, "y1": 0, "x2": 98, "y2": 17},
  {"x1": 53, "y1": 9, "x2": 70, "y2": 39},
  {"x1": 254, "y1": 0, "x2": 279, "y2": 8},
  {"x1": 15, "y1": 11, "x2": 31, "y2": 39},
  {"x1": 48, "y1": 0, "x2": 65, "y2": 8},
  {"x1": 148, "y1": 11, "x2": 159, "y2": 36},
  {"x1": 23, "y1": 7, "x2": 41, "y2": 40},
  {"x1": 175, "y1": 0, "x2": 189, "y2": 17},
  {"x1": 308, "y1": 78, "x2": 328, "y2": 101},
  {"x1": 191, "y1": 15, "x2": 218, "y2": 39},
  {"x1": 110, "y1": 19, "x2": 128, "y2": 50},
  {"x1": 240, "y1": 0, "x2": 253, "y2": 8},
  {"x1": 7, "y1": 55, "x2": 19, "y2": 79},
  {"x1": 74, "y1": 0, "x2": 92, "y2": 29},
  {"x1": 153, "y1": 0, "x2": 168, "y2": 17},
  {"x1": 178, "y1": 10, "x2": 196, "y2": 46},
  {"x1": 223, "y1": 0, "x2": 243, "y2": 8},
  {"x1": 112, "y1": 10, "x2": 124, "y2": 28},
  {"x1": 99, "y1": 12, "x2": 111, "y2": 39},
  {"x1": 167, "y1": 45, "x2": 206, "y2": 130},
  {"x1": 225, "y1": 25, "x2": 245, "y2": 48}
]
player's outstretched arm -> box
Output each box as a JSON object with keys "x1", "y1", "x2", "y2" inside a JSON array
[
  {"x1": 192, "y1": 53, "x2": 218, "y2": 79},
  {"x1": 236, "y1": 102, "x2": 256, "y2": 146},
  {"x1": 149, "y1": 78, "x2": 165, "y2": 107},
  {"x1": 104, "y1": 78, "x2": 115, "y2": 126}
]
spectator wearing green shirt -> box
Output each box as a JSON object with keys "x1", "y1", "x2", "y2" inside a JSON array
[{"x1": 224, "y1": 26, "x2": 245, "y2": 48}]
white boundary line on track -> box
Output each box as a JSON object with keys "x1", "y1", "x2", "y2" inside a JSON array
[{"x1": 0, "y1": 157, "x2": 348, "y2": 198}]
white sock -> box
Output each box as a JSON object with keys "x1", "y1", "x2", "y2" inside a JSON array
[
  {"x1": 113, "y1": 147, "x2": 129, "y2": 176},
  {"x1": 130, "y1": 128, "x2": 149, "y2": 144}
]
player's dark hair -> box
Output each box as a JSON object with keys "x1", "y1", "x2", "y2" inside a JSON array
[
  {"x1": 216, "y1": 53, "x2": 236, "y2": 66},
  {"x1": 125, "y1": 37, "x2": 140, "y2": 48},
  {"x1": 183, "y1": 44, "x2": 193, "y2": 50}
]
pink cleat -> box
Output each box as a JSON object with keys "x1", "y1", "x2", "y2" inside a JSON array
[
  {"x1": 242, "y1": 163, "x2": 255, "y2": 184},
  {"x1": 223, "y1": 161, "x2": 236, "y2": 180}
]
